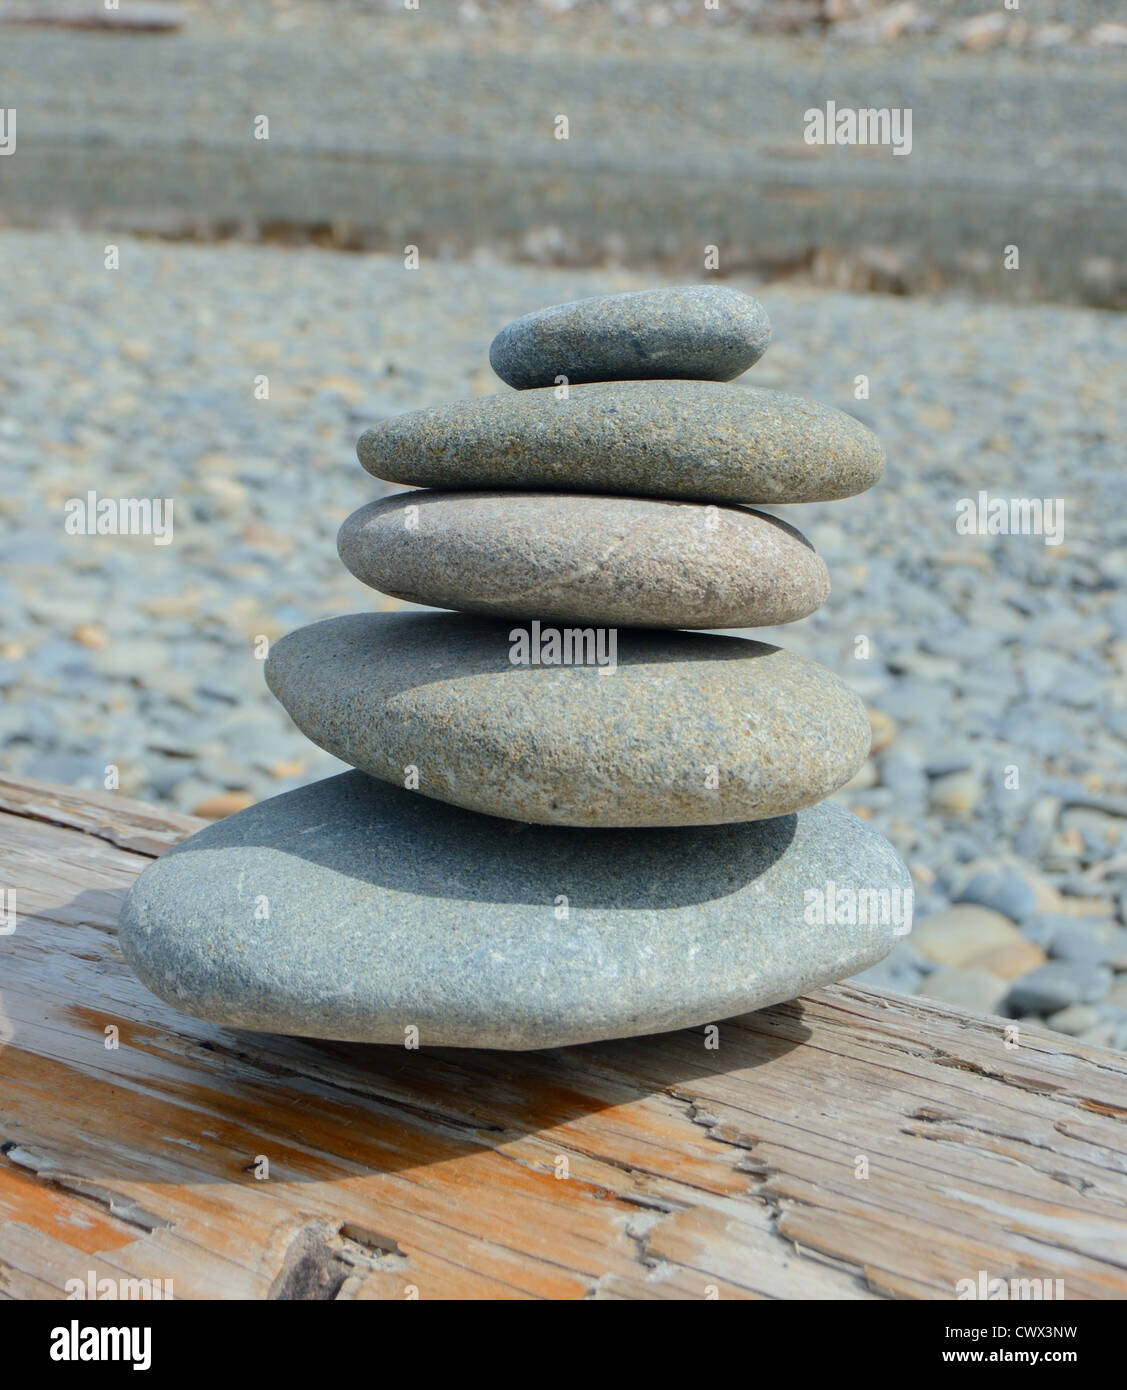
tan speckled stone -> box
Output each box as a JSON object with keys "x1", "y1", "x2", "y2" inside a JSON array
[
  {"x1": 265, "y1": 612, "x2": 872, "y2": 828},
  {"x1": 357, "y1": 379, "x2": 883, "y2": 505},
  {"x1": 337, "y1": 490, "x2": 829, "y2": 629}
]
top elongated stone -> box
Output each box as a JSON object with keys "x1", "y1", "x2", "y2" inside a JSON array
[
  {"x1": 358, "y1": 380, "x2": 884, "y2": 505},
  {"x1": 488, "y1": 286, "x2": 771, "y2": 389}
]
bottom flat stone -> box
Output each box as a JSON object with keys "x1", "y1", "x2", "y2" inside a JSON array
[{"x1": 118, "y1": 772, "x2": 912, "y2": 1050}]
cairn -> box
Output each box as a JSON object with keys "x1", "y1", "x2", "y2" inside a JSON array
[{"x1": 120, "y1": 286, "x2": 910, "y2": 1049}]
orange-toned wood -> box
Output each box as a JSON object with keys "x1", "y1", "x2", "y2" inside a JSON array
[{"x1": 1, "y1": 774, "x2": 1125, "y2": 1300}]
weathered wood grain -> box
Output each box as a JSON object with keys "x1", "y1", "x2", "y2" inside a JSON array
[
  {"x1": 0, "y1": 774, "x2": 206, "y2": 857},
  {"x1": 1, "y1": 775, "x2": 1125, "y2": 1300}
]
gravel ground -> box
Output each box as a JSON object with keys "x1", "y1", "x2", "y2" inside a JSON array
[{"x1": 3, "y1": 228, "x2": 1126, "y2": 1045}]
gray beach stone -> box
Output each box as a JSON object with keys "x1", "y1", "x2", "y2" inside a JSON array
[
  {"x1": 117, "y1": 771, "x2": 911, "y2": 1050},
  {"x1": 488, "y1": 285, "x2": 771, "y2": 390},
  {"x1": 910, "y1": 903, "x2": 1022, "y2": 967},
  {"x1": 337, "y1": 491, "x2": 829, "y2": 630},
  {"x1": 357, "y1": 380, "x2": 884, "y2": 506},
  {"x1": 851, "y1": 940, "x2": 929, "y2": 994},
  {"x1": 264, "y1": 612, "x2": 871, "y2": 828},
  {"x1": 1020, "y1": 913, "x2": 1065, "y2": 950},
  {"x1": 1049, "y1": 920, "x2": 1127, "y2": 966},
  {"x1": 955, "y1": 867, "x2": 1038, "y2": 922},
  {"x1": 1045, "y1": 1004, "x2": 1101, "y2": 1036},
  {"x1": 1007, "y1": 963, "x2": 1114, "y2": 1014},
  {"x1": 915, "y1": 967, "x2": 1009, "y2": 1016}
]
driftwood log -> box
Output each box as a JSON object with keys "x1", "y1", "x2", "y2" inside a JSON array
[{"x1": 1, "y1": 774, "x2": 1125, "y2": 1300}]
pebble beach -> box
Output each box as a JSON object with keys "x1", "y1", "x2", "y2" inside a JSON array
[{"x1": 3, "y1": 228, "x2": 1127, "y2": 1046}]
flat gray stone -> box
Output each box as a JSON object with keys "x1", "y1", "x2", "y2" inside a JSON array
[
  {"x1": 488, "y1": 285, "x2": 771, "y2": 389},
  {"x1": 357, "y1": 380, "x2": 884, "y2": 505},
  {"x1": 265, "y1": 612, "x2": 871, "y2": 828},
  {"x1": 117, "y1": 771, "x2": 910, "y2": 1049},
  {"x1": 337, "y1": 491, "x2": 829, "y2": 629}
]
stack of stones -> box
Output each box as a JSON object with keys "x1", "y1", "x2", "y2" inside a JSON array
[{"x1": 120, "y1": 286, "x2": 912, "y2": 1051}]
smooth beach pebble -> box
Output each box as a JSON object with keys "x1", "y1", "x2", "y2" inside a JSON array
[
  {"x1": 264, "y1": 612, "x2": 872, "y2": 828},
  {"x1": 488, "y1": 285, "x2": 771, "y2": 389},
  {"x1": 357, "y1": 380, "x2": 884, "y2": 505},
  {"x1": 337, "y1": 491, "x2": 830, "y2": 629},
  {"x1": 117, "y1": 771, "x2": 911, "y2": 1050}
]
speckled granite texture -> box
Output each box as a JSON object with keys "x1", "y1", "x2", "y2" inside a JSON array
[
  {"x1": 358, "y1": 379, "x2": 884, "y2": 505},
  {"x1": 337, "y1": 490, "x2": 829, "y2": 629},
  {"x1": 117, "y1": 770, "x2": 910, "y2": 1049},
  {"x1": 264, "y1": 611, "x2": 871, "y2": 827},
  {"x1": 488, "y1": 285, "x2": 771, "y2": 389}
]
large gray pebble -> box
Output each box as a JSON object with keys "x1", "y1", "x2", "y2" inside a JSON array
[
  {"x1": 117, "y1": 771, "x2": 910, "y2": 1050},
  {"x1": 265, "y1": 612, "x2": 871, "y2": 828},
  {"x1": 357, "y1": 380, "x2": 884, "y2": 505},
  {"x1": 337, "y1": 491, "x2": 829, "y2": 629},
  {"x1": 488, "y1": 286, "x2": 771, "y2": 389}
]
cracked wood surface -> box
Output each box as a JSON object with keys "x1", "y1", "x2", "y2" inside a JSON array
[{"x1": 1, "y1": 773, "x2": 1126, "y2": 1301}]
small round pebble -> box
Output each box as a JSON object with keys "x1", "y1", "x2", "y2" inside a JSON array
[
  {"x1": 1045, "y1": 1003, "x2": 1101, "y2": 1035},
  {"x1": 488, "y1": 285, "x2": 771, "y2": 389},
  {"x1": 955, "y1": 867, "x2": 1038, "y2": 922},
  {"x1": 915, "y1": 967, "x2": 1008, "y2": 1016}
]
